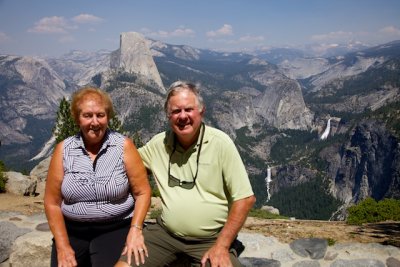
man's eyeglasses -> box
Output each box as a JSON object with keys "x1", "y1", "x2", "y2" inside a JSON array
[{"x1": 168, "y1": 123, "x2": 205, "y2": 189}]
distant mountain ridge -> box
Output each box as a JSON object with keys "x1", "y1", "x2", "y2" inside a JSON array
[
  {"x1": 0, "y1": 33, "x2": 399, "y2": 219},
  {"x1": 0, "y1": 55, "x2": 70, "y2": 169}
]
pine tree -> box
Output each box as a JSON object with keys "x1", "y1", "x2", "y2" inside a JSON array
[
  {"x1": 0, "y1": 160, "x2": 7, "y2": 193},
  {"x1": 53, "y1": 97, "x2": 79, "y2": 143},
  {"x1": 130, "y1": 131, "x2": 144, "y2": 148},
  {"x1": 109, "y1": 113, "x2": 124, "y2": 134}
]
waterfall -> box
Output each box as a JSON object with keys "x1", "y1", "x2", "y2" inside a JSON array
[
  {"x1": 265, "y1": 167, "x2": 272, "y2": 201},
  {"x1": 320, "y1": 118, "x2": 331, "y2": 140}
]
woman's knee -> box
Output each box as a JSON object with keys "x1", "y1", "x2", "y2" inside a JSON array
[{"x1": 114, "y1": 260, "x2": 130, "y2": 267}]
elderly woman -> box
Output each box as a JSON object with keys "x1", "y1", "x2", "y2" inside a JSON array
[{"x1": 45, "y1": 86, "x2": 151, "y2": 267}]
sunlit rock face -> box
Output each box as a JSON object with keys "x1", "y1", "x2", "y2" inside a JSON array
[
  {"x1": 0, "y1": 55, "x2": 67, "y2": 146},
  {"x1": 110, "y1": 32, "x2": 164, "y2": 92}
]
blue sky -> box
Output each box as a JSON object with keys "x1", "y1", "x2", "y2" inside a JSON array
[{"x1": 1, "y1": 0, "x2": 399, "y2": 57}]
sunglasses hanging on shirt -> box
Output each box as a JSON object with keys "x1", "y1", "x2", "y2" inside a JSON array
[{"x1": 168, "y1": 123, "x2": 205, "y2": 189}]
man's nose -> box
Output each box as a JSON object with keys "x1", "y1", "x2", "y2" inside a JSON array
[{"x1": 177, "y1": 110, "x2": 188, "y2": 118}]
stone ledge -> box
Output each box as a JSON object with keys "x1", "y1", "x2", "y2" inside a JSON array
[{"x1": 1, "y1": 214, "x2": 400, "y2": 267}]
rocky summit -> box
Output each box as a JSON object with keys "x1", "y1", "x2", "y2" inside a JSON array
[{"x1": 1, "y1": 211, "x2": 399, "y2": 267}]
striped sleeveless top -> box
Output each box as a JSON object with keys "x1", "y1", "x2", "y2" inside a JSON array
[{"x1": 61, "y1": 130, "x2": 134, "y2": 222}]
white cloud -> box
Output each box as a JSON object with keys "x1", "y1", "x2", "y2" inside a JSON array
[
  {"x1": 379, "y1": 25, "x2": 400, "y2": 35},
  {"x1": 206, "y1": 24, "x2": 233, "y2": 38},
  {"x1": 71, "y1": 14, "x2": 103, "y2": 24},
  {"x1": 28, "y1": 14, "x2": 102, "y2": 34},
  {"x1": 58, "y1": 35, "x2": 75, "y2": 43},
  {"x1": 140, "y1": 27, "x2": 151, "y2": 34},
  {"x1": 311, "y1": 31, "x2": 354, "y2": 42},
  {"x1": 309, "y1": 43, "x2": 340, "y2": 54},
  {"x1": 170, "y1": 27, "x2": 195, "y2": 37},
  {"x1": 0, "y1": 31, "x2": 11, "y2": 42},
  {"x1": 310, "y1": 27, "x2": 400, "y2": 45},
  {"x1": 143, "y1": 26, "x2": 195, "y2": 39},
  {"x1": 28, "y1": 16, "x2": 71, "y2": 34},
  {"x1": 206, "y1": 34, "x2": 264, "y2": 49},
  {"x1": 238, "y1": 35, "x2": 264, "y2": 43},
  {"x1": 152, "y1": 30, "x2": 169, "y2": 38}
]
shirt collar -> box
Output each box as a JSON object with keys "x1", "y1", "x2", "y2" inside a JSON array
[{"x1": 71, "y1": 129, "x2": 113, "y2": 151}]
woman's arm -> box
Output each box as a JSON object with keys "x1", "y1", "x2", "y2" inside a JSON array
[
  {"x1": 44, "y1": 141, "x2": 77, "y2": 266},
  {"x1": 121, "y1": 137, "x2": 152, "y2": 266}
]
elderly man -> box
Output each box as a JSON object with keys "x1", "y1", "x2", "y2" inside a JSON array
[{"x1": 117, "y1": 81, "x2": 255, "y2": 267}]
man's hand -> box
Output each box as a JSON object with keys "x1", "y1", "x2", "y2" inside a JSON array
[
  {"x1": 201, "y1": 244, "x2": 233, "y2": 267},
  {"x1": 200, "y1": 195, "x2": 255, "y2": 266}
]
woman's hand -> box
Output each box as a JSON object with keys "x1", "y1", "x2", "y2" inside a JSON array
[
  {"x1": 122, "y1": 137, "x2": 151, "y2": 266},
  {"x1": 120, "y1": 227, "x2": 148, "y2": 266},
  {"x1": 56, "y1": 244, "x2": 77, "y2": 267}
]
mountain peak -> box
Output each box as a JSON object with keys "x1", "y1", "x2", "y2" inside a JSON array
[{"x1": 110, "y1": 32, "x2": 164, "y2": 91}]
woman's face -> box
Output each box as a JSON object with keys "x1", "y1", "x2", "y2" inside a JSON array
[{"x1": 78, "y1": 98, "x2": 108, "y2": 146}]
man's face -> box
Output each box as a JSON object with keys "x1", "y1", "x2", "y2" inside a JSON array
[{"x1": 167, "y1": 89, "x2": 204, "y2": 147}]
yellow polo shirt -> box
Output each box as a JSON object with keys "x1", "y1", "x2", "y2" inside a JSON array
[{"x1": 139, "y1": 124, "x2": 254, "y2": 237}]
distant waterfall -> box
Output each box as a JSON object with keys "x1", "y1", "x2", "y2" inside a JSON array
[
  {"x1": 320, "y1": 118, "x2": 331, "y2": 140},
  {"x1": 265, "y1": 167, "x2": 272, "y2": 201}
]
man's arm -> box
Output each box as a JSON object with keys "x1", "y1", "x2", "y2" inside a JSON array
[{"x1": 201, "y1": 195, "x2": 256, "y2": 266}]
